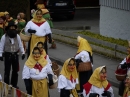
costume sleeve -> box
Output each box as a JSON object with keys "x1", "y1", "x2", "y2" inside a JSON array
[
  {"x1": 118, "y1": 58, "x2": 126, "y2": 69},
  {"x1": 17, "y1": 34, "x2": 25, "y2": 54},
  {"x1": 57, "y1": 75, "x2": 67, "y2": 89},
  {"x1": 46, "y1": 63, "x2": 54, "y2": 75},
  {"x1": 44, "y1": 22, "x2": 52, "y2": 35},
  {"x1": 24, "y1": 21, "x2": 31, "y2": 33},
  {"x1": 22, "y1": 65, "x2": 31, "y2": 79},
  {"x1": 107, "y1": 87, "x2": 114, "y2": 97},
  {"x1": 75, "y1": 51, "x2": 90, "y2": 62},
  {"x1": 0, "y1": 35, "x2": 5, "y2": 56},
  {"x1": 46, "y1": 55, "x2": 52, "y2": 65}
]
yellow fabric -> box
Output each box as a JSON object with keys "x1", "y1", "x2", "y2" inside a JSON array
[
  {"x1": 41, "y1": 49, "x2": 47, "y2": 57},
  {"x1": 77, "y1": 36, "x2": 92, "y2": 56},
  {"x1": 41, "y1": 9, "x2": 49, "y2": 14},
  {"x1": 123, "y1": 87, "x2": 130, "y2": 97},
  {"x1": 4, "y1": 11, "x2": 9, "y2": 15},
  {"x1": 37, "y1": 4, "x2": 45, "y2": 9},
  {"x1": 0, "y1": 12, "x2": 5, "y2": 17},
  {"x1": 25, "y1": 47, "x2": 47, "y2": 68},
  {"x1": 31, "y1": 10, "x2": 46, "y2": 23},
  {"x1": 71, "y1": 89, "x2": 78, "y2": 97},
  {"x1": 15, "y1": 19, "x2": 25, "y2": 23},
  {"x1": 32, "y1": 79, "x2": 48, "y2": 97},
  {"x1": 88, "y1": 66, "x2": 108, "y2": 88},
  {"x1": 76, "y1": 72, "x2": 80, "y2": 90},
  {"x1": 0, "y1": 24, "x2": 3, "y2": 28},
  {"x1": 60, "y1": 58, "x2": 78, "y2": 80},
  {"x1": 30, "y1": 34, "x2": 46, "y2": 55}
]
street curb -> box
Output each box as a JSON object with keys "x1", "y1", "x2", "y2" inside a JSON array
[
  {"x1": 76, "y1": 6, "x2": 100, "y2": 9},
  {"x1": 50, "y1": 56, "x2": 119, "y2": 88}
]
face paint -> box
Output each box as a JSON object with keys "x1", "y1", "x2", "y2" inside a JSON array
[
  {"x1": 7, "y1": 28, "x2": 17, "y2": 38},
  {"x1": 67, "y1": 59, "x2": 75, "y2": 72},
  {"x1": 33, "y1": 50, "x2": 41, "y2": 61},
  {"x1": 99, "y1": 68, "x2": 107, "y2": 81}
]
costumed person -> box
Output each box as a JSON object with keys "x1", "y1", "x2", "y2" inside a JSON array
[
  {"x1": 35, "y1": 0, "x2": 55, "y2": 50},
  {"x1": 24, "y1": 9, "x2": 52, "y2": 57},
  {"x1": 22, "y1": 46, "x2": 54, "y2": 96},
  {"x1": 57, "y1": 57, "x2": 79, "y2": 97},
  {"x1": 36, "y1": 41, "x2": 52, "y2": 64},
  {"x1": 4, "y1": 11, "x2": 13, "y2": 28},
  {"x1": 0, "y1": 21, "x2": 25, "y2": 88},
  {"x1": 83, "y1": 66, "x2": 114, "y2": 97},
  {"x1": 14, "y1": 12, "x2": 26, "y2": 52},
  {"x1": 118, "y1": 41, "x2": 130, "y2": 96},
  {"x1": 122, "y1": 70, "x2": 130, "y2": 97},
  {"x1": 74, "y1": 36, "x2": 93, "y2": 96},
  {"x1": 0, "y1": 12, "x2": 6, "y2": 39}
]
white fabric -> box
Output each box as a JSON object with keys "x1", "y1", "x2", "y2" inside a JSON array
[
  {"x1": 22, "y1": 63, "x2": 54, "y2": 80},
  {"x1": 0, "y1": 34, "x2": 25, "y2": 56},
  {"x1": 75, "y1": 51, "x2": 93, "y2": 66},
  {"x1": 24, "y1": 21, "x2": 52, "y2": 36},
  {"x1": 57, "y1": 75, "x2": 78, "y2": 92},
  {"x1": 46, "y1": 55, "x2": 52, "y2": 66},
  {"x1": 83, "y1": 85, "x2": 114, "y2": 97}
]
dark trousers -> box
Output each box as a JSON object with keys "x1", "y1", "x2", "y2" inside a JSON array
[
  {"x1": 4, "y1": 52, "x2": 19, "y2": 87},
  {"x1": 60, "y1": 89, "x2": 70, "y2": 97},
  {"x1": 24, "y1": 79, "x2": 32, "y2": 95}
]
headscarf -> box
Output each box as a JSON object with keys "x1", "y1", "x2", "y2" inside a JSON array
[
  {"x1": 25, "y1": 46, "x2": 47, "y2": 68},
  {"x1": 88, "y1": 66, "x2": 108, "y2": 88},
  {"x1": 37, "y1": 4, "x2": 45, "y2": 9},
  {"x1": 77, "y1": 36, "x2": 92, "y2": 56},
  {"x1": 60, "y1": 58, "x2": 78, "y2": 80},
  {"x1": 31, "y1": 10, "x2": 46, "y2": 23}
]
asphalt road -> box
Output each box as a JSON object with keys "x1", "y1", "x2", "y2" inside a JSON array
[{"x1": 52, "y1": 8, "x2": 100, "y2": 34}]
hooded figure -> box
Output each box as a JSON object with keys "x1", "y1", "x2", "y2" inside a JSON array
[
  {"x1": 58, "y1": 58, "x2": 79, "y2": 97},
  {"x1": 83, "y1": 66, "x2": 114, "y2": 97},
  {"x1": 74, "y1": 36, "x2": 93, "y2": 96},
  {"x1": 0, "y1": 20, "x2": 25, "y2": 88}
]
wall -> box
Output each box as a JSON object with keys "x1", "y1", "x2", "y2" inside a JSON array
[{"x1": 100, "y1": 0, "x2": 130, "y2": 40}]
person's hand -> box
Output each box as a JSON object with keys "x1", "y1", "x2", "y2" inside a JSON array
[
  {"x1": 102, "y1": 91, "x2": 111, "y2": 97},
  {"x1": 28, "y1": 29, "x2": 36, "y2": 34},
  {"x1": 121, "y1": 62, "x2": 127, "y2": 69},
  {"x1": 22, "y1": 54, "x2": 25, "y2": 60},
  {"x1": 0, "y1": 57, "x2": 3, "y2": 61},
  {"x1": 89, "y1": 93, "x2": 99, "y2": 97}
]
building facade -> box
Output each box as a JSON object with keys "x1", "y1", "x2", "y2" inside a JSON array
[{"x1": 100, "y1": 0, "x2": 130, "y2": 40}]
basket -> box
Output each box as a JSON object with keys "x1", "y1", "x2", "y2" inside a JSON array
[
  {"x1": 52, "y1": 61, "x2": 60, "y2": 76},
  {"x1": 77, "y1": 62, "x2": 92, "y2": 72},
  {"x1": 19, "y1": 29, "x2": 31, "y2": 42},
  {"x1": 115, "y1": 64, "x2": 127, "y2": 81}
]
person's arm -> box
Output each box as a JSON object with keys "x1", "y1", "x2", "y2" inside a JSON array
[
  {"x1": 0, "y1": 35, "x2": 5, "y2": 56},
  {"x1": 22, "y1": 65, "x2": 31, "y2": 79},
  {"x1": 44, "y1": 22, "x2": 52, "y2": 43},
  {"x1": 24, "y1": 21, "x2": 31, "y2": 33},
  {"x1": 75, "y1": 51, "x2": 90, "y2": 62}
]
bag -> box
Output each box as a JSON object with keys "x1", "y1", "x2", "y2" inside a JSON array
[
  {"x1": 47, "y1": 74, "x2": 58, "y2": 89},
  {"x1": 77, "y1": 62, "x2": 92, "y2": 72},
  {"x1": 115, "y1": 64, "x2": 127, "y2": 81},
  {"x1": 52, "y1": 61, "x2": 60, "y2": 76}
]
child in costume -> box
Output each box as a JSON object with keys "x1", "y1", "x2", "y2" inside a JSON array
[
  {"x1": 58, "y1": 57, "x2": 79, "y2": 97},
  {"x1": 22, "y1": 46, "x2": 54, "y2": 96}
]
